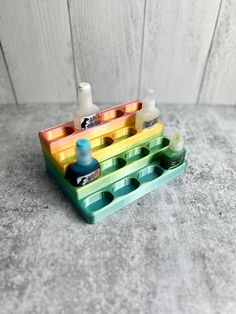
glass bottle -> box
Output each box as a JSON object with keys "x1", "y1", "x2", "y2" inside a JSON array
[
  {"x1": 66, "y1": 139, "x2": 100, "y2": 186},
  {"x1": 135, "y1": 89, "x2": 160, "y2": 131},
  {"x1": 161, "y1": 133, "x2": 186, "y2": 169},
  {"x1": 74, "y1": 82, "x2": 100, "y2": 130}
]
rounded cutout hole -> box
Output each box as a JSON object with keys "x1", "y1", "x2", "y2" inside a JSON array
[
  {"x1": 57, "y1": 150, "x2": 75, "y2": 163},
  {"x1": 148, "y1": 137, "x2": 170, "y2": 151},
  {"x1": 100, "y1": 109, "x2": 124, "y2": 121},
  {"x1": 45, "y1": 126, "x2": 75, "y2": 141},
  {"x1": 83, "y1": 191, "x2": 114, "y2": 212},
  {"x1": 112, "y1": 178, "x2": 140, "y2": 197},
  {"x1": 113, "y1": 127, "x2": 137, "y2": 141},
  {"x1": 91, "y1": 136, "x2": 114, "y2": 152},
  {"x1": 123, "y1": 102, "x2": 142, "y2": 113},
  {"x1": 138, "y1": 165, "x2": 163, "y2": 183},
  {"x1": 125, "y1": 146, "x2": 149, "y2": 163},
  {"x1": 101, "y1": 157, "x2": 126, "y2": 176}
]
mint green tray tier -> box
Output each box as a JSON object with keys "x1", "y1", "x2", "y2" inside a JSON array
[{"x1": 44, "y1": 135, "x2": 187, "y2": 223}]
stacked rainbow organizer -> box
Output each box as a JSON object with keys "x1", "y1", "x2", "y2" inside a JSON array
[{"x1": 39, "y1": 100, "x2": 187, "y2": 223}]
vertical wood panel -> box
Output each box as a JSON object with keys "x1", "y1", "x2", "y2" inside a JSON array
[
  {"x1": 0, "y1": 45, "x2": 15, "y2": 104},
  {"x1": 199, "y1": 0, "x2": 236, "y2": 106},
  {"x1": 0, "y1": 0, "x2": 76, "y2": 104},
  {"x1": 141, "y1": 0, "x2": 221, "y2": 104},
  {"x1": 69, "y1": 0, "x2": 145, "y2": 104}
]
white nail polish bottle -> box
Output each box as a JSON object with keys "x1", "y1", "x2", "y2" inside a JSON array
[
  {"x1": 74, "y1": 82, "x2": 100, "y2": 130},
  {"x1": 135, "y1": 89, "x2": 160, "y2": 131}
]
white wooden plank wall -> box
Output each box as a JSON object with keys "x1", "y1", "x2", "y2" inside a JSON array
[
  {"x1": 0, "y1": 0, "x2": 76, "y2": 104},
  {"x1": 69, "y1": 0, "x2": 145, "y2": 104},
  {"x1": 199, "y1": 0, "x2": 236, "y2": 106},
  {"x1": 140, "y1": 0, "x2": 222, "y2": 104},
  {"x1": 0, "y1": 0, "x2": 235, "y2": 106},
  {"x1": 0, "y1": 43, "x2": 15, "y2": 104}
]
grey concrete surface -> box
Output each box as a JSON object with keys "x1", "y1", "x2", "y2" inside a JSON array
[{"x1": 0, "y1": 103, "x2": 236, "y2": 314}]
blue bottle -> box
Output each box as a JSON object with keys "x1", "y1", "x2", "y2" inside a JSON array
[{"x1": 66, "y1": 139, "x2": 100, "y2": 187}]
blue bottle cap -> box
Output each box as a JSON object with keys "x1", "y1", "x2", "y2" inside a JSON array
[
  {"x1": 76, "y1": 138, "x2": 92, "y2": 165},
  {"x1": 76, "y1": 138, "x2": 90, "y2": 150}
]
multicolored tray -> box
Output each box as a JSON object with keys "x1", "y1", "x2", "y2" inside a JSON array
[{"x1": 39, "y1": 100, "x2": 187, "y2": 223}]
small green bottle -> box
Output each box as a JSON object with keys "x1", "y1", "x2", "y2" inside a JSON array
[{"x1": 161, "y1": 133, "x2": 186, "y2": 169}]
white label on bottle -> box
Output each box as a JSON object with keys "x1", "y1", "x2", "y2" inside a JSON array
[
  {"x1": 142, "y1": 117, "x2": 158, "y2": 129},
  {"x1": 170, "y1": 156, "x2": 185, "y2": 167},
  {"x1": 80, "y1": 113, "x2": 100, "y2": 130},
  {"x1": 76, "y1": 169, "x2": 100, "y2": 186}
]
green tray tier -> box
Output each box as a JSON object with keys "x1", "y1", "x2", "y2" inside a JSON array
[{"x1": 44, "y1": 147, "x2": 187, "y2": 224}]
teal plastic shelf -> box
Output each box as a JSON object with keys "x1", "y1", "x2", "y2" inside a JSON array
[{"x1": 44, "y1": 148, "x2": 187, "y2": 223}]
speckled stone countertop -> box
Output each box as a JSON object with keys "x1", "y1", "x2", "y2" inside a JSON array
[{"x1": 0, "y1": 103, "x2": 235, "y2": 314}]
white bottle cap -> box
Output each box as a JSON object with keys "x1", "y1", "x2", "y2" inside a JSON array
[
  {"x1": 142, "y1": 88, "x2": 156, "y2": 109},
  {"x1": 169, "y1": 132, "x2": 184, "y2": 151},
  {"x1": 78, "y1": 82, "x2": 93, "y2": 108}
]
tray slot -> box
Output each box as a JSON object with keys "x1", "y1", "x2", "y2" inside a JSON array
[
  {"x1": 91, "y1": 136, "x2": 114, "y2": 152},
  {"x1": 44, "y1": 126, "x2": 75, "y2": 141},
  {"x1": 148, "y1": 137, "x2": 170, "y2": 151},
  {"x1": 112, "y1": 178, "x2": 140, "y2": 197},
  {"x1": 57, "y1": 147, "x2": 75, "y2": 165},
  {"x1": 124, "y1": 146, "x2": 149, "y2": 163},
  {"x1": 123, "y1": 102, "x2": 142, "y2": 113},
  {"x1": 100, "y1": 157, "x2": 126, "y2": 176},
  {"x1": 99, "y1": 109, "x2": 124, "y2": 122},
  {"x1": 82, "y1": 191, "x2": 114, "y2": 212},
  {"x1": 113, "y1": 127, "x2": 137, "y2": 141},
  {"x1": 137, "y1": 165, "x2": 163, "y2": 183}
]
